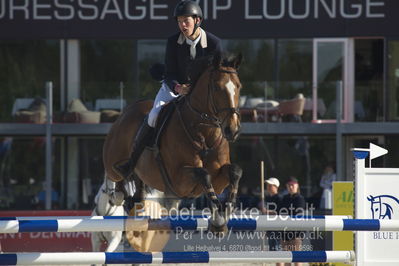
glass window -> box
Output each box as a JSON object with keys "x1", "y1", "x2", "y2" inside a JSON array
[
  {"x1": 137, "y1": 40, "x2": 166, "y2": 99},
  {"x1": 0, "y1": 136, "x2": 106, "y2": 210},
  {"x1": 277, "y1": 39, "x2": 312, "y2": 100},
  {"x1": 0, "y1": 137, "x2": 48, "y2": 210},
  {"x1": 0, "y1": 40, "x2": 60, "y2": 122},
  {"x1": 355, "y1": 39, "x2": 384, "y2": 121},
  {"x1": 223, "y1": 39, "x2": 275, "y2": 100},
  {"x1": 388, "y1": 40, "x2": 399, "y2": 121},
  {"x1": 80, "y1": 40, "x2": 136, "y2": 108}
]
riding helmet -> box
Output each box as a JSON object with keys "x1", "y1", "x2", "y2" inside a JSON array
[{"x1": 173, "y1": 0, "x2": 203, "y2": 19}]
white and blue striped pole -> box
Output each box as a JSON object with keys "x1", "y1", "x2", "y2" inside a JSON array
[
  {"x1": 0, "y1": 215, "x2": 351, "y2": 220},
  {"x1": 1, "y1": 216, "x2": 399, "y2": 233},
  {"x1": 0, "y1": 251, "x2": 355, "y2": 265}
]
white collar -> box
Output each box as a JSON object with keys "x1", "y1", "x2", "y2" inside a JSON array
[
  {"x1": 177, "y1": 28, "x2": 207, "y2": 48},
  {"x1": 185, "y1": 30, "x2": 201, "y2": 46}
]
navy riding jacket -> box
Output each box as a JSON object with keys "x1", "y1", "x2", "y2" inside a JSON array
[{"x1": 164, "y1": 29, "x2": 222, "y2": 93}]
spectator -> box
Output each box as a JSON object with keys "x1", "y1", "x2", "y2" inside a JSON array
[
  {"x1": 319, "y1": 164, "x2": 336, "y2": 210},
  {"x1": 279, "y1": 177, "x2": 306, "y2": 266},
  {"x1": 261, "y1": 177, "x2": 283, "y2": 263},
  {"x1": 261, "y1": 177, "x2": 282, "y2": 215}
]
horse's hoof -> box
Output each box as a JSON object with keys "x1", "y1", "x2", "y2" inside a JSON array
[
  {"x1": 209, "y1": 213, "x2": 227, "y2": 233},
  {"x1": 111, "y1": 191, "x2": 125, "y2": 206},
  {"x1": 209, "y1": 222, "x2": 228, "y2": 234}
]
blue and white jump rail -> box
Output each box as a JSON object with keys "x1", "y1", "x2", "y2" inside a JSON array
[
  {"x1": 0, "y1": 251, "x2": 355, "y2": 265},
  {"x1": 1, "y1": 215, "x2": 398, "y2": 233}
]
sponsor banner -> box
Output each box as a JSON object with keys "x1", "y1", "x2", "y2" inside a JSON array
[
  {"x1": 0, "y1": 210, "x2": 93, "y2": 252},
  {"x1": 0, "y1": 0, "x2": 398, "y2": 39},
  {"x1": 333, "y1": 181, "x2": 354, "y2": 266}
]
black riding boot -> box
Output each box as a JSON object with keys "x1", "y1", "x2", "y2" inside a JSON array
[{"x1": 113, "y1": 121, "x2": 154, "y2": 179}]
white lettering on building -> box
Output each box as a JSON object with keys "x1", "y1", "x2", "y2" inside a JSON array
[
  {"x1": 264, "y1": 0, "x2": 285, "y2": 20},
  {"x1": 340, "y1": 0, "x2": 362, "y2": 18},
  {"x1": 212, "y1": 0, "x2": 231, "y2": 19},
  {"x1": 9, "y1": 0, "x2": 29, "y2": 20},
  {"x1": 244, "y1": 0, "x2": 386, "y2": 20},
  {"x1": 33, "y1": 0, "x2": 51, "y2": 20},
  {"x1": 0, "y1": 0, "x2": 387, "y2": 21},
  {"x1": 366, "y1": 0, "x2": 385, "y2": 18},
  {"x1": 55, "y1": 0, "x2": 75, "y2": 20},
  {"x1": 314, "y1": 0, "x2": 336, "y2": 19},
  {"x1": 289, "y1": 0, "x2": 310, "y2": 19},
  {"x1": 149, "y1": 0, "x2": 167, "y2": 20},
  {"x1": 124, "y1": 0, "x2": 146, "y2": 20},
  {"x1": 100, "y1": 0, "x2": 123, "y2": 20},
  {"x1": 78, "y1": 0, "x2": 99, "y2": 20}
]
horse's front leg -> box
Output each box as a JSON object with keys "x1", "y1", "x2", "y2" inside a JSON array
[
  {"x1": 219, "y1": 164, "x2": 243, "y2": 218},
  {"x1": 186, "y1": 167, "x2": 226, "y2": 232}
]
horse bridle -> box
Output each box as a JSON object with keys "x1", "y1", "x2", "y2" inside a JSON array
[{"x1": 187, "y1": 67, "x2": 240, "y2": 131}]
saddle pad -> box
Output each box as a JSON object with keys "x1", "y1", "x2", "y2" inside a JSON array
[{"x1": 153, "y1": 97, "x2": 181, "y2": 147}]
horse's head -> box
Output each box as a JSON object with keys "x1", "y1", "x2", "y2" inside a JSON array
[
  {"x1": 213, "y1": 53, "x2": 242, "y2": 142},
  {"x1": 202, "y1": 53, "x2": 243, "y2": 141},
  {"x1": 187, "y1": 52, "x2": 242, "y2": 141}
]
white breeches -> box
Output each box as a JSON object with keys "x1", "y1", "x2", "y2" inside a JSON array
[{"x1": 148, "y1": 82, "x2": 178, "y2": 127}]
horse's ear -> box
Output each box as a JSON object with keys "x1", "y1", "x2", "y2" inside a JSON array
[
  {"x1": 367, "y1": 195, "x2": 373, "y2": 201},
  {"x1": 212, "y1": 52, "x2": 222, "y2": 69},
  {"x1": 233, "y1": 53, "x2": 243, "y2": 70}
]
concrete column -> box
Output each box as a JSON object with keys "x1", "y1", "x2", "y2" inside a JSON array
[{"x1": 60, "y1": 39, "x2": 81, "y2": 209}]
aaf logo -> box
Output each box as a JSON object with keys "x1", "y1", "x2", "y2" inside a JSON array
[{"x1": 367, "y1": 195, "x2": 399, "y2": 220}]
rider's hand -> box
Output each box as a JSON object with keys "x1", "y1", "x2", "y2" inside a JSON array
[{"x1": 175, "y1": 84, "x2": 191, "y2": 95}]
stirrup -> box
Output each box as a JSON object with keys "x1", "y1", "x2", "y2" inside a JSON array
[{"x1": 112, "y1": 159, "x2": 132, "y2": 180}]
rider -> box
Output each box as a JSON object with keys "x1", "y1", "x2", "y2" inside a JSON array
[{"x1": 114, "y1": 0, "x2": 223, "y2": 179}]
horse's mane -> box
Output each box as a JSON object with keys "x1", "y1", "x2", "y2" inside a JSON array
[{"x1": 188, "y1": 52, "x2": 241, "y2": 86}]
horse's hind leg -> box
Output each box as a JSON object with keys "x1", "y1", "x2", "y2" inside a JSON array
[{"x1": 192, "y1": 168, "x2": 226, "y2": 232}]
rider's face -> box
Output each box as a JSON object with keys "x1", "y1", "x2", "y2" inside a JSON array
[{"x1": 177, "y1": 16, "x2": 199, "y2": 38}]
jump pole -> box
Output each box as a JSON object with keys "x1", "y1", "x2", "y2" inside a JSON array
[
  {"x1": 0, "y1": 251, "x2": 355, "y2": 265},
  {"x1": 1, "y1": 217, "x2": 398, "y2": 233}
]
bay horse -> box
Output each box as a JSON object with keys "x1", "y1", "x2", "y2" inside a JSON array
[{"x1": 103, "y1": 53, "x2": 243, "y2": 232}]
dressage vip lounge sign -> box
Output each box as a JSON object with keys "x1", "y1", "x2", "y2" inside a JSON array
[{"x1": 0, "y1": 0, "x2": 398, "y2": 39}]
